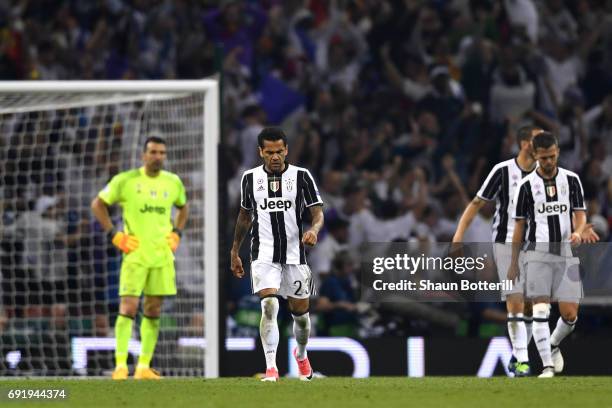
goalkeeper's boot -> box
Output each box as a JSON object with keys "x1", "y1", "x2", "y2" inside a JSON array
[
  {"x1": 293, "y1": 348, "x2": 313, "y2": 381},
  {"x1": 507, "y1": 355, "x2": 518, "y2": 375},
  {"x1": 261, "y1": 367, "x2": 279, "y2": 382},
  {"x1": 551, "y1": 345, "x2": 564, "y2": 373},
  {"x1": 538, "y1": 366, "x2": 555, "y2": 378},
  {"x1": 112, "y1": 366, "x2": 129, "y2": 380},
  {"x1": 134, "y1": 367, "x2": 162, "y2": 380},
  {"x1": 515, "y1": 362, "x2": 531, "y2": 377}
]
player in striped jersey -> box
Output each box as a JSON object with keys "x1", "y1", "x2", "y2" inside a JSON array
[
  {"x1": 230, "y1": 127, "x2": 324, "y2": 382},
  {"x1": 509, "y1": 132, "x2": 599, "y2": 377},
  {"x1": 453, "y1": 126, "x2": 542, "y2": 377}
]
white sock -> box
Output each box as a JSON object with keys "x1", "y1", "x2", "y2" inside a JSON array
[
  {"x1": 550, "y1": 316, "x2": 576, "y2": 347},
  {"x1": 507, "y1": 313, "x2": 528, "y2": 362},
  {"x1": 524, "y1": 316, "x2": 533, "y2": 346},
  {"x1": 260, "y1": 297, "x2": 279, "y2": 370},
  {"x1": 532, "y1": 304, "x2": 553, "y2": 367},
  {"x1": 293, "y1": 312, "x2": 310, "y2": 360}
]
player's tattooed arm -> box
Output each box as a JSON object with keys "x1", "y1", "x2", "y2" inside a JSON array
[
  {"x1": 302, "y1": 205, "x2": 324, "y2": 246},
  {"x1": 231, "y1": 208, "x2": 252, "y2": 278}
]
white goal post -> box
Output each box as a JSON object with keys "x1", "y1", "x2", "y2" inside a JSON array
[{"x1": 0, "y1": 80, "x2": 219, "y2": 378}]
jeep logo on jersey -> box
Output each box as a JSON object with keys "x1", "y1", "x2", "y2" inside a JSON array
[
  {"x1": 259, "y1": 198, "x2": 292, "y2": 212},
  {"x1": 140, "y1": 204, "x2": 166, "y2": 214},
  {"x1": 536, "y1": 202, "x2": 568, "y2": 215}
]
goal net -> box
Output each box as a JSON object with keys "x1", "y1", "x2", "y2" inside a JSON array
[{"x1": 0, "y1": 81, "x2": 219, "y2": 377}]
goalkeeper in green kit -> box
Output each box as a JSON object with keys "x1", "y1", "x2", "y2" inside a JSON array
[{"x1": 91, "y1": 136, "x2": 189, "y2": 380}]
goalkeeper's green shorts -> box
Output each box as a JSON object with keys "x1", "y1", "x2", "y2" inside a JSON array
[{"x1": 119, "y1": 260, "x2": 177, "y2": 297}]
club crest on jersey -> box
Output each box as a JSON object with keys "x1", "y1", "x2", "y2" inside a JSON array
[
  {"x1": 546, "y1": 186, "x2": 556, "y2": 197},
  {"x1": 285, "y1": 179, "x2": 293, "y2": 192},
  {"x1": 269, "y1": 180, "x2": 280, "y2": 192}
]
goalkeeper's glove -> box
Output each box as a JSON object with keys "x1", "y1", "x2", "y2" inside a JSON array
[
  {"x1": 108, "y1": 228, "x2": 140, "y2": 254},
  {"x1": 167, "y1": 228, "x2": 182, "y2": 252}
]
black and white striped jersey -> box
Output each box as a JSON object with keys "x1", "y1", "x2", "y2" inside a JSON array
[
  {"x1": 477, "y1": 158, "x2": 533, "y2": 243},
  {"x1": 513, "y1": 167, "x2": 586, "y2": 252},
  {"x1": 240, "y1": 164, "x2": 323, "y2": 265}
]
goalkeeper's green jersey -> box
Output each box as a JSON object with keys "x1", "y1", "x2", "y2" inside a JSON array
[{"x1": 98, "y1": 166, "x2": 187, "y2": 267}]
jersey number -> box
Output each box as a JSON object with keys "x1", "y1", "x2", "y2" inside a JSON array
[{"x1": 294, "y1": 279, "x2": 310, "y2": 296}]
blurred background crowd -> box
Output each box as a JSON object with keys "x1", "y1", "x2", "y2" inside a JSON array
[{"x1": 2, "y1": 0, "x2": 612, "y2": 373}]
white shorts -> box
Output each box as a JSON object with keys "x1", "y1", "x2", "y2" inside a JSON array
[
  {"x1": 493, "y1": 243, "x2": 526, "y2": 300},
  {"x1": 250, "y1": 260, "x2": 315, "y2": 299},
  {"x1": 524, "y1": 252, "x2": 582, "y2": 303}
]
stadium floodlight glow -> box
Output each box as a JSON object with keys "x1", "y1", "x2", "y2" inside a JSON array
[
  {"x1": 407, "y1": 337, "x2": 425, "y2": 377},
  {"x1": 176, "y1": 338, "x2": 208, "y2": 349},
  {"x1": 288, "y1": 337, "x2": 370, "y2": 378},
  {"x1": 71, "y1": 337, "x2": 256, "y2": 372},
  {"x1": 477, "y1": 337, "x2": 513, "y2": 377},
  {"x1": 72, "y1": 337, "x2": 142, "y2": 372},
  {"x1": 225, "y1": 338, "x2": 256, "y2": 351},
  {"x1": 0, "y1": 80, "x2": 219, "y2": 377},
  {"x1": 6, "y1": 351, "x2": 22, "y2": 369},
  {"x1": 177, "y1": 337, "x2": 256, "y2": 351}
]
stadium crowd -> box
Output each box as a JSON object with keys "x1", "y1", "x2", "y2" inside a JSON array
[{"x1": 2, "y1": 0, "x2": 612, "y2": 373}]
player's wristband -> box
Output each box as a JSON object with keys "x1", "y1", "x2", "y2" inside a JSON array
[{"x1": 172, "y1": 227, "x2": 183, "y2": 238}]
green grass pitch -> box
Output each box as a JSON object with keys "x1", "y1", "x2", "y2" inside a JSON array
[{"x1": 1, "y1": 377, "x2": 610, "y2": 408}]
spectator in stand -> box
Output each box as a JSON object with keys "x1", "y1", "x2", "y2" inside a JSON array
[
  {"x1": 0, "y1": 0, "x2": 611, "y2": 346},
  {"x1": 315, "y1": 253, "x2": 360, "y2": 337},
  {"x1": 237, "y1": 104, "x2": 266, "y2": 171},
  {"x1": 309, "y1": 217, "x2": 350, "y2": 283},
  {"x1": 586, "y1": 94, "x2": 612, "y2": 152},
  {"x1": 203, "y1": 0, "x2": 268, "y2": 71},
  {"x1": 3, "y1": 195, "x2": 79, "y2": 314},
  {"x1": 489, "y1": 47, "x2": 536, "y2": 123}
]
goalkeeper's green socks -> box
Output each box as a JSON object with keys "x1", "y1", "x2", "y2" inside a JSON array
[
  {"x1": 115, "y1": 314, "x2": 160, "y2": 369},
  {"x1": 137, "y1": 316, "x2": 160, "y2": 369},
  {"x1": 115, "y1": 314, "x2": 134, "y2": 368}
]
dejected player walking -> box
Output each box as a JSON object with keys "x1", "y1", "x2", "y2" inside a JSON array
[
  {"x1": 453, "y1": 126, "x2": 542, "y2": 377},
  {"x1": 230, "y1": 127, "x2": 324, "y2": 382},
  {"x1": 509, "y1": 131, "x2": 599, "y2": 377},
  {"x1": 91, "y1": 136, "x2": 189, "y2": 380}
]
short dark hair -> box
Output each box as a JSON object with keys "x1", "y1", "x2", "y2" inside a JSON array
[
  {"x1": 257, "y1": 127, "x2": 287, "y2": 148},
  {"x1": 143, "y1": 136, "x2": 166, "y2": 152},
  {"x1": 516, "y1": 125, "x2": 540, "y2": 148},
  {"x1": 532, "y1": 131, "x2": 558, "y2": 150}
]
